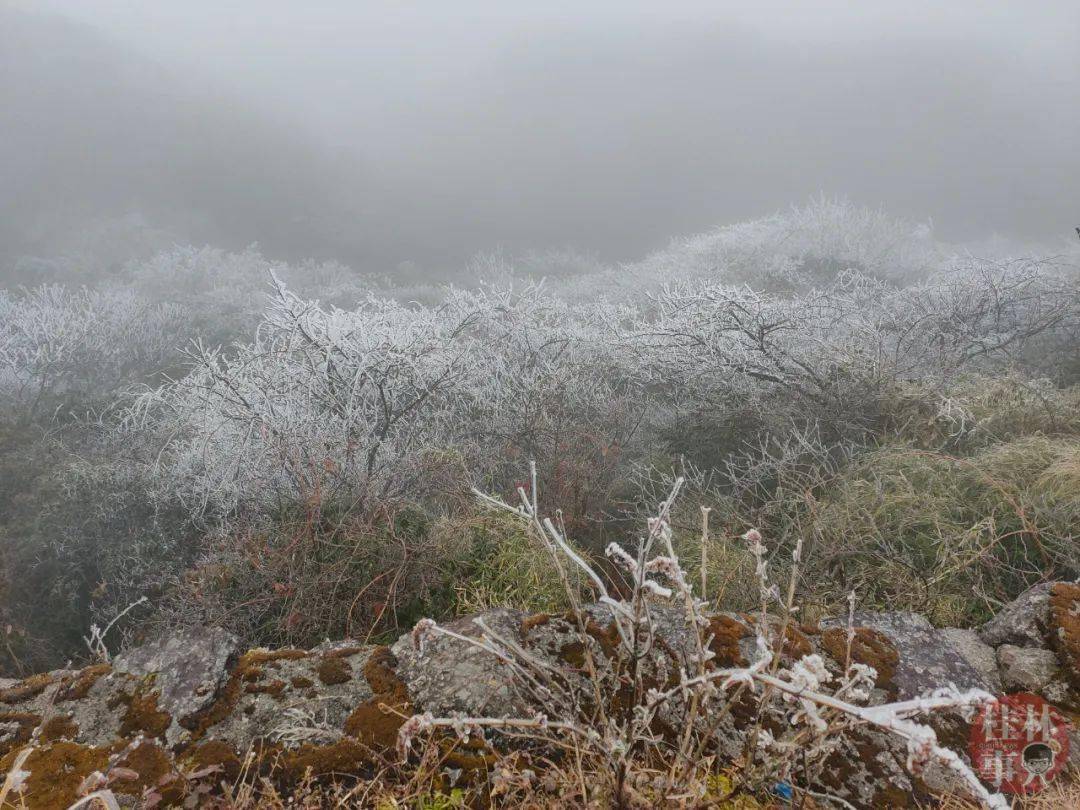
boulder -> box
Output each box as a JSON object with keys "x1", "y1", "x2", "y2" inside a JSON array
[
  {"x1": 996, "y1": 644, "x2": 1060, "y2": 693},
  {"x1": 978, "y1": 582, "x2": 1053, "y2": 648},
  {"x1": 823, "y1": 611, "x2": 992, "y2": 697},
  {"x1": 391, "y1": 608, "x2": 528, "y2": 719},
  {"x1": 113, "y1": 625, "x2": 239, "y2": 747},
  {"x1": 941, "y1": 628, "x2": 1002, "y2": 694}
]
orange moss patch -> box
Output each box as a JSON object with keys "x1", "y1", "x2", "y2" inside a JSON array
[
  {"x1": 439, "y1": 737, "x2": 500, "y2": 772},
  {"x1": 255, "y1": 649, "x2": 309, "y2": 665},
  {"x1": 56, "y1": 664, "x2": 112, "y2": 702},
  {"x1": 0, "y1": 741, "x2": 110, "y2": 810},
  {"x1": 820, "y1": 627, "x2": 899, "y2": 689},
  {"x1": 277, "y1": 737, "x2": 370, "y2": 783},
  {"x1": 181, "y1": 678, "x2": 239, "y2": 737},
  {"x1": 241, "y1": 649, "x2": 311, "y2": 683},
  {"x1": 316, "y1": 655, "x2": 353, "y2": 686},
  {"x1": 707, "y1": 615, "x2": 752, "y2": 667},
  {"x1": 549, "y1": 615, "x2": 629, "y2": 682},
  {"x1": 0, "y1": 672, "x2": 54, "y2": 704},
  {"x1": 742, "y1": 615, "x2": 813, "y2": 662},
  {"x1": 325, "y1": 646, "x2": 366, "y2": 659},
  {"x1": 583, "y1": 618, "x2": 621, "y2": 660},
  {"x1": 0, "y1": 711, "x2": 42, "y2": 756},
  {"x1": 291, "y1": 676, "x2": 315, "y2": 689},
  {"x1": 343, "y1": 646, "x2": 411, "y2": 751},
  {"x1": 245, "y1": 679, "x2": 287, "y2": 697},
  {"x1": 181, "y1": 648, "x2": 309, "y2": 739},
  {"x1": 1050, "y1": 582, "x2": 1080, "y2": 687},
  {"x1": 114, "y1": 740, "x2": 177, "y2": 797},
  {"x1": 359, "y1": 646, "x2": 403, "y2": 696},
  {"x1": 118, "y1": 684, "x2": 172, "y2": 739},
  {"x1": 552, "y1": 616, "x2": 620, "y2": 670},
  {"x1": 40, "y1": 714, "x2": 79, "y2": 742},
  {"x1": 558, "y1": 640, "x2": 587, "y2": 668},
  {"x1": 184, "y1": 740, "x2": 242, "y2": 782},
  {"x1": 520, "y1": 613, "x2": 551, "y2": 635}
]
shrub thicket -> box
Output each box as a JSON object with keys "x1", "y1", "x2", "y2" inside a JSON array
[{"x1": 0, "y1": 199, "x2": 1078, "y2": 671}]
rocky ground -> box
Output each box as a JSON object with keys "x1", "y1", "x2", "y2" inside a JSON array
[{"x1": 1, "y1": 583, "x2": 1078, "y2": 808}]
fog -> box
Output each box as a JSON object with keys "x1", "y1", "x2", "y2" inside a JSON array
[
  {"x1": 4, "y1": 1, "x2": 1079, "y2": 278},
  {"x1": 7, "y1": 9, "x2": 1080, "y2": 782}
]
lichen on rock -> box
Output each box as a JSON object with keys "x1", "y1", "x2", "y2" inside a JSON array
[
  {"x1": 0, "y1": 585, "x2": 1076, "y2": 808},
  {"x1": 1049, "y1": 582, "x2": 1080, "y2": 686}
]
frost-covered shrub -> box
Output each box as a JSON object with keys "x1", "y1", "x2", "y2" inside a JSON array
[
  {"x1": 623, "y1": 255, "x2": 1080, "y2": 467},
  {"x1": 7, "y1": 200, "x2": 1080, "y2": 674},
  {"x1": 0, "y1": 285, "x2": 187, "y2": 419},
  {"x1": 127, "y1": 279, "x2": 485, "y2": 521},
  {"x1": 127, "y1": 244, "x2": 281, "y2": 300},
  {"x1": 451, "y1": 284, "x2": 642, "y2": 524},
  {"x1": 898, "y1": 256, "x2": 1080, "y2": 380},
  {"x1": 122, "y1": 237, "x2": 1080, "y2": 538},
  {"x1": 622, "y1": 196, "x2": 940, "y2": 295},
  {"x1": 124, "y1": 279, "x2": 640, "y2": 530},
  {"x1": 124, "y1": 245, "x2": 375, "y2": 342}
]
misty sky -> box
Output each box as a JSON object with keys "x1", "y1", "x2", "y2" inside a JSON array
[{"x1": 7, "y1": 0, "x2": 1080, "y2": 270}]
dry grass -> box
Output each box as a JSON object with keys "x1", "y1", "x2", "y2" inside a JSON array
[
  {"x1": 803, "y1": 436, "x2": 1080, "y2": 624},
  {"x1": 151, "y1": 502, "x2": 581, "y2": 651},
  {"x1": 694, "y1": 431, "x2": 1080, "y2": 626},
  {"x1": 935, "y1": 778, "x2": 1080, "y2": 809},
  {"x1": 3, "y1": 736, "x2": 1074, "y2": 809}
]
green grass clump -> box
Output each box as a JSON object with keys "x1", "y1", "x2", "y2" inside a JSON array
[
  {"x1": 441, "y1": 511, "x2": 582, "y2": 616},
  {"x1": 805, "y1": 436, "x2": 1080, "y2": 625}
]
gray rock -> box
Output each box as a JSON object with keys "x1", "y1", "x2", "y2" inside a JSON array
[
  {"x1": 978, "y1": 582, "x2": 1053, "y2": 648},
  {"x1": 815, "y1": 727, "x2": 917, "y2": 805},
  {"x1": 1068, "y1": 726, "x2": 1080, "y2": 775},
  {"x1": 2, "y1": 587, "x2": 1077, "y2": 810},
  {"x1": 66, "y1": 670, "x2": 134, "y2": 747},
  {"x1": 997, "y1": 644, "x2": 1060, "y2": 693},
  {"x1": 204, "y1": 647, "x2": 376, "y2": 749},
  {"x1": 942, "y1": 627, "x2": 1003, "y2": 694},
  {"x1": 1042, "y1": 678, "x2": 1075, "y2": 708},
  {"x1": 114, "y1": 625, "x2": 239, "y2": 743},
  {"x1": 824, "y1": 611, "x2": 992, "y2": 698},
  {"x1": 391, "y1": 607, "x2": 530, "y2": 719}
]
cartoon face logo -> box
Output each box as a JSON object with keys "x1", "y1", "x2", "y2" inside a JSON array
[
  {"x1": 1021, "y1": 742, "x2": 1054, "y2": 776},
  {"x1": 970, "y1": 693, "x2": 1070, "y2": 795}
]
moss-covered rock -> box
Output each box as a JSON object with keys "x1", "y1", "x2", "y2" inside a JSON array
[{"x1": 0, "y1": 589, "x2": 1076, "y2": 808}]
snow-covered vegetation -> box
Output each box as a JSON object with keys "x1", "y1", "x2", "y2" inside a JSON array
[
  {"x1": 1, "y1": 199, "x2": 1078, "y2": 673},
  {"x1": 0, "y1": 286, "x2": 186, "y2": 417}
]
